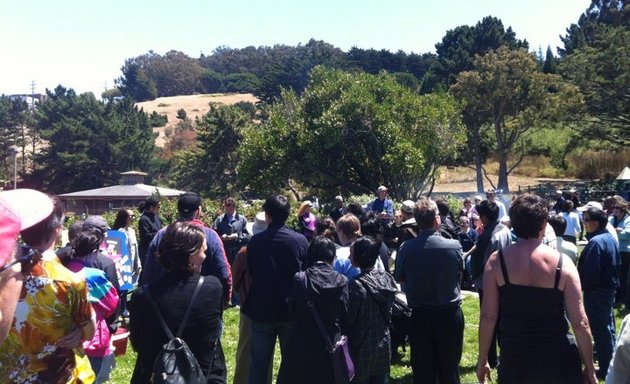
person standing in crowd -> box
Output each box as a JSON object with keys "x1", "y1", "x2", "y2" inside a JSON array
[
  {"x1": 395, "y1": 198, "x2": 464, "y2": 384},
  {"x1": 477, "y1": 194, "x2": 596, "y2": 384},
  {"x1": 297, "y1": 200, "x2": 317, "y2": 242},
  {"x1": 0, "y1": 196, "x2": 96, "y2": 383},
  {"x1": 334, "y1": 213, "x2": 385, "y2": 280},
  {"x1": 82, "y1": 216, "x2": 122, "y2": 294},
  {"x1": 138, "y1": 196, "x2": 162, "y2": 266},
  {"x1": 368, "y1": 186, "x2": 394, "y2": 225},
  {"x1": 458, "y1": 198, "x2": 473, "y2": 219},
  {"x1": 610, "y1": 199, "x2": 630, "y2": 309},
  {"x1": 232, "y1": 212, "x2": 269, "y2": 384},
  {"x1": 437, "y1": 199, "x2": 459, "y2": 239},
  {"x1": 0, "y1": 189, "x2": 54, "y2": 345},
  {"x1": 579, "y1": 206, "x2": 620, "y2": 380},
  {"x1": 346, "y1": 236, "x2": 397, "y2": 384},
  {"x1": 486, "y1": 189, "x2": 507, "y2": 222},
  {"x1": 140, "y1": 192, "x2": 232, "y2": 305},
  {"x1": 113, "y1": 208, "x2": 140, "y2": 277},
  {"x1": 329, "y1": 195, "x2": 346, "y2": 223},
  {"x1": 243, "y1": 195, "x2": 308, "y2": 384},
  {"x1": 553, "y1": 190, "x2": 567, "y2": 214},
  {"x1": 606, "y1": 313, "x2": 630, "y2": 383},
  {"x1": 277, "y1": 236, "x2": 349, "y2": 384},
  {"x1": 213, "y1": 197, "x2": 251, "y2": 266},
  {"x1": 395, "y1": 200, "x2": 418, "y2": 250},
  {"x1": 65, "y1": 228, "x2": 120, "y2": 383},
  {"x1": 561, "y1": 200, "x2": 581, "y2": 245},
  {"x1": 548, "y1": 215, "x2": 579, "y2": 264},
  {"x1": 471, "y1": 200, "x2": 512, "y2": 369},
  {"x1": 129, "y1": 222, "x2": 226, "y2": 383},
  {"x1": 458, "y1": 215, "x2": 478, "y2": 289}
]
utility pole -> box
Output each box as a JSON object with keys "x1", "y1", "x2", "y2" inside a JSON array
[{"x1": 30, "y1": 80, "x2": 36, "y2": 109}]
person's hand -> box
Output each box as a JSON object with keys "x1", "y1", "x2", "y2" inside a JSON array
[
  {"x1": 378, "y1": 211, "x2": 388, "y2": 219},
  {"x1": 582, "y1": 367, "x2": 597, "y2": 384},
  {"x1": 477, "y1": 361, "x2": 492, "y2": 383},
  {"x1": 616, "y1": 227, "x2": 623, "y2": 233},
  {"x1": 57, "y1": 327, "x2": 82, "y2": 349}
]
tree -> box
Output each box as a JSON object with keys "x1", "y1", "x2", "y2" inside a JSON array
[
  {"x1": 169, "y1": 105, "x2": 252, "y2": 195},
  {"x1": 0, "y1": 96, "x2": 27, "y2": 185},
  {"x1": 542, "y1": 46, "x2": 558, "y2": 74},
  {"x1": 28, "y1": 86, "x2": 156, "y2": 193},
  {"x1": 116, "y1": 61, "x2": 157, "y2": 102},
  {"x1": 239, "y1": 67, "x2": 465, "y2": 200},
  {"x1": 451, "y1": 47, "x2": 582, "y2": 192},
  {"x1": 560, "y1": 26, "x2": 630, "y2": 146},
  {"x1": 559, "y1": 0, "x2": 630, "y2": 56},
  {"x1": 433, "y1": 16, "x2": 528, "y2": 88}
]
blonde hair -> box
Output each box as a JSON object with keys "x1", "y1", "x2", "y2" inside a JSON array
[
  {"x1": 336, "y1": 213, "x2": 361, "y2": 239},
  {"x1": 297, "y1": 201, "x2": 312, "y2": 218}
]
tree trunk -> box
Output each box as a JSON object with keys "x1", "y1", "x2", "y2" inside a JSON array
[
  {"x1": 473, "y1": 125, "x2": 484, "y2": 193},
  {"x1": 497, "y1": 150, "x2": 510, "y2": 193}
]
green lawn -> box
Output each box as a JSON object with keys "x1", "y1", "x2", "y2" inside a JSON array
[{"x1": 109, "y1": 294, "x2": 625, "y2": 383}]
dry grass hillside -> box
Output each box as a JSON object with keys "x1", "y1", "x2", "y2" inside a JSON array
[{"x1": 136, "y1": 93, "x2": 258, "y2": 146}]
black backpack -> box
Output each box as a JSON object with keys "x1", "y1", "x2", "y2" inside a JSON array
[{"x1": 145, "y1": 277, "x2": 213, "y2": 384}]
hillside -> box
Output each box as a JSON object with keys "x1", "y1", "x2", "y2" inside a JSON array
[{"x1": 136, "y1": 93, "x2": 258, "y2": 147}]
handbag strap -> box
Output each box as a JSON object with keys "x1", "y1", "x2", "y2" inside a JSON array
[
  {"x1": 144, "y1": 275, "x2": 205, "y2": 339},
  {"x1": 299, "y1": 272, "x2": 335, "y2": 352}
]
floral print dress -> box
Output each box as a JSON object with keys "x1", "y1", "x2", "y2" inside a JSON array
[{"x1": 0, "y1": 250, "x2": 94, "y2": 383}]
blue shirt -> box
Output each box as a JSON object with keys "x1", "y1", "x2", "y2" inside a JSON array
[
  {"x1": 578, "y1": 228, "x2": 620, "y2": 291},
  {"x1": 367, "y1": 198, "x2": 394, "y2": 224}
]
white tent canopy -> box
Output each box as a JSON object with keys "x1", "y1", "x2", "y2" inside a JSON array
[{"x1": 617, "y1": 167, "x2": 630, "y2": 180}]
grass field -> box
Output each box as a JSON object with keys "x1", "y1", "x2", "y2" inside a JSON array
[
  {"x1": 109, "y1": 293, "x2": 626, "y2": 383},
  {"x1": 109, "y1": 295, "x2": 479, "y2": 383}
]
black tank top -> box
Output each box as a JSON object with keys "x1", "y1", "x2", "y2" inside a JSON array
[{"x1": 498, "y1": 250, "x2": 570, "y2": 341}]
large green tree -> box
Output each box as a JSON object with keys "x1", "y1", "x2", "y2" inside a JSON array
[
  {"x1": 433, "y1": 16, "x2": 528, "y2": 88},
  {"x1": 170, "y1": 104, "x2": 252, "y2": 196},
  {"x1": 28, "y1": 87, "x2": 156, "y2": 193},
  {"x1": 560, "y1": 27, "x2": 630, "y2": 146},
  {"x1": 239, "y1": 67, "x2": 465, "y2": 200},
  {"x1": 451, "y1": 47, "x2": 583, "y2": 192},
  {"x1": 559, "y1": 0, "x2": 629, "y2": 56}
]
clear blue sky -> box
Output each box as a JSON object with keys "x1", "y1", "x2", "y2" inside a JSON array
[{"x1": 1, "y1": 0, "x2": 590, "y2": 96}]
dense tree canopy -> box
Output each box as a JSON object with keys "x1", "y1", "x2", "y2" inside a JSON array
[
  {"x1": 27, "y1": 86, "x2": 156, "y2": 193},
  {"x1": 433, "y1": 16, "x2": 528, "y2": 88},
  {"x1": 451, "y1": 47, "x2": 582, "y2": 192},
  {"x1": 560, "y1": 26, "x2": 630, "y2": 146},
  {"x1": 238, "y1": 67, "x2": 465, "y2": 200},
  {"x1": 559, "y1": 0, "x2": 630, "y2": 56},
  {"x1": 169, "y1": 104, "x2": 252, "y2": 196}
]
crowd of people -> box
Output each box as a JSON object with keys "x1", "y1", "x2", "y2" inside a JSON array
[{"x1": 0, "y1": 186, "x2": 629, "y2": 383}]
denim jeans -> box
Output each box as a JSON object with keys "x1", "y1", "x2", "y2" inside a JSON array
[
  {"x1": 584, "y1": 289, "x2": 616, "y2": 378},
  {"x1": 247, "y1": 320, "x2": 294, "y2": 384}
]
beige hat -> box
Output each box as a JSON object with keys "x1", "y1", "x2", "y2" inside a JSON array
[
  {"x1": 577, "y1": 201, "x2": 603, "y2": 211},
  {"x1": 401, "y1": 200, "x2": 415, "y2": 214}
]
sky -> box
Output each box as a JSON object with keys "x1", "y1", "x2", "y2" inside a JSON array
[{"x1": 1, "y1": 0, "x2": 591, "y2": 97}]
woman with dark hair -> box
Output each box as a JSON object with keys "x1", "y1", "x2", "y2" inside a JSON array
[
  {"x1": 277, "y1": 236, "x2": 349, "y2": 384},
  {"x1": 65, "y1": 228, "x2": 120, "y2": 383},
  {"x1": 0, "y1": 196, "x2": 96, "y2": 383},
  {"x1": 346, "y1": 236, "x2": 397, "y2": 384},
  {"x1": 113, "y1": 207, "x2": 139, "y2": 276},
  {"x1": 477, "y1": 194, "x2": 597, "y2": 384},
  {"x1": 129, "y1": 222, "x2": 226, "y2": 383}
]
